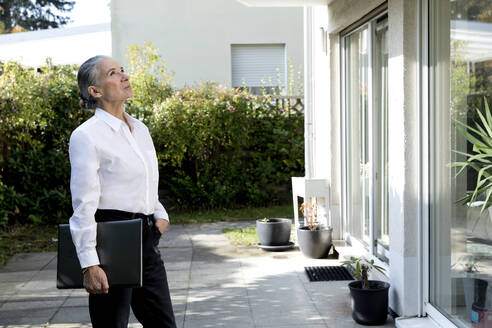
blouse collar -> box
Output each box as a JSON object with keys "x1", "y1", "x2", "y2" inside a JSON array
[{"x1": 95, "y1": 107, "x2": 138, "y2": 132}]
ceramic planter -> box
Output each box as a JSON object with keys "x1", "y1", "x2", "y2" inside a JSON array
[
  {"x1": 297, "y1": 226, "x2": 332, "y2": 258},
  {"x1": 256, "y1": 218, "x2": 291, "y2": 246},
  {"x1": 348, "y1": 280, "x2": 390, "y2": 325}
]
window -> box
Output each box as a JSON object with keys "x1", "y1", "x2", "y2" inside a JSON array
[
  {"x1": 429, "y1": 0, "x2": 492, "y2": 326},
  {"x1": 341, "y1": 11, "x2": 389, "y2": 260},
  {"x1": 231, "y1": 44, "x2": 286, "y2": 95}
]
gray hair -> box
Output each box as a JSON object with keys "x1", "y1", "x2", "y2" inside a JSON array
[{"x1": 77, "y1": 55, "x2": 110, "y2": 109}]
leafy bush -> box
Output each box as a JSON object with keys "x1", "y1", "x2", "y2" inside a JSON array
[
  {"x1": 152, "y1": 83, "x2": 303, "y2": 209},
  {"x1": 3, "y1": 148, "x2": 72, "y2": 224},
  {"x1": 0, "y1": 43, "x2": 304, "y2": 225},
  {"x1": 125, "y1": 41, "x2": 174, "y2": 125},
  {"x1": 0, "y1": 60, "x2": 90, "y2": 225},
  {"x1": 0, "y1": 179, "x2": 25, "y2": 227}
]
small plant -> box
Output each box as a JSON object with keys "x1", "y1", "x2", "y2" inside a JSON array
[
  {"x1": 449, "y1": 98, "x2": 492, "y2": 221},
  {"x1": 261, "y1": 217, "x2": 270, "y2": 222},
  {"x1": 342, "y1": 256, "x2": 386, "y2": 289},
  {"x1": 452, "y1": 254, "x2": 482, "y2": 273},
  {"x1": 299, "y1": 199, "x2": 318, "y2": 231}
]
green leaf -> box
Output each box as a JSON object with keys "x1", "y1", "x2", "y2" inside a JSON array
[{"x1": 485, "y1": 100, "x2": 492, "y2": 130}]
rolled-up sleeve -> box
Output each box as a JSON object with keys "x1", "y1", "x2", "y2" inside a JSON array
[
  {"x1": 154, "y1": 198, "x2": 169, "y2": 222},
  {"x1": 69, "y1": 129, "x2": 101, "y2": 269}
]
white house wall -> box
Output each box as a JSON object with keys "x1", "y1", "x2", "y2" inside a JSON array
[
  {"x1": 303, "y1": 6, "x2": 339, "y2": 235},
  {"x1": 311, "y1": 0, "x2": 421, "y2": 317},
  {"x1": 386, "y1": 0, "x2": 420, "y2": 317},
  {"x1": 309, "y1": 7, "x2": 330, "y2": 181},
  {"x1": 111, "y1": 0, "x2": 303, "y2": 88}
]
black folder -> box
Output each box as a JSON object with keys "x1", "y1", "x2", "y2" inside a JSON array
[{"x1": 57, "y1": 219, "x2": 142, "y2": 289}]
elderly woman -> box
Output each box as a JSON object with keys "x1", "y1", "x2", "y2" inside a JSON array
[{"x1": 69, "y1": 55, "x2": 176, "y2": 327}]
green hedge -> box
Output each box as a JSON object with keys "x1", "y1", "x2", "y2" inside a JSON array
[
  {"x1": 0, "y1": 61, "x2": 92, "y2": 226},
  {"x1": 0, "y1": 44, "x2": 304, "y2": 226},
  {"x1": 152, "y1": 83, "x2": 303, "y2": 209}
]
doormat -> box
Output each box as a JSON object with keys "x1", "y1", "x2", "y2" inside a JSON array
[{"x1": 304, "y1": 266, "x2": 354, "y2": 282}]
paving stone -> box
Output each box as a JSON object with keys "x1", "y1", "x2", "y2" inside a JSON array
[
  {"x1": 0, "y1": 297, "x2": 64, "y2": 312},
  {"x1": 47, "y1": 324, "x2": 92, "y2": 328},
  {"x1": 255, "y1": 318, "x2": 327, "y2": 328},
  {"x1": 0, "y1": 222, "x2": 398, "y2": 328},
  {"x1": 260, "y1": 325, "x2": 328, "y2": 328},
  {"x1": 1, "y1": 252, "x2": 56, "y2": 272},
  {"x1": 0, "y1": 282, "x2": 25, "y2": 304},
  {"x1": 49, "y1": 306, "x2": 91, "y2": 324},
  {"x1": 168, "y1": 279, "x2": 189, "y2": 292},
  {"x1": 0, "y1": 307, "x2": 56, "y2": 325},
  {"x1": 327, "y1": 318, "x2": 394, "y2": 328},
  {"x1": 0, "y1": 271, "x2": 37, "y2": 283},
  {"x1": 187, "y1": 286, "x2": 248, "y2": 300},
  {"x1": 18, "y1": 278, "x2": 57, "y2": 293},
  {"x1": 166, "y1": 269, "x2": 190, "y2": 284},
  {"x1": 159, "y1": 233, "x2": 192, "y2": 248},
  {"x1": 183, "y1": 314, "x2": 255, "y2": 328},
  {"x1": 45, "y1": 258, "x2": 58, "y2": 270},
  {"x1": 62, "y1": 295, "x2": 88, "y2": 307}
]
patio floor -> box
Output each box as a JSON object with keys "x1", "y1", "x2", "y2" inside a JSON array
[{"x1": 0, "y1": 221, "x2": 395, "y2": 327}]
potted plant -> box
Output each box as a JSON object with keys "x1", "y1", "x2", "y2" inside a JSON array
[
  {"x1": 256, "y1": 217, "x2": 291, "y2": 246},
  {"x1": 452, "y1": 255, "x2": 488, "y2": 319},
  {"x1": 342, "y1": 256, "x2": 390, "y2": 325},
  {"x1": 297, "y1": 199, "x2": 332, "y2": 258},
  {"x1": 450, "y1": 99, "x2": 492, "y2": 225}
]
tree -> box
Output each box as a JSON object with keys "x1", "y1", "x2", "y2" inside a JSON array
[
  {"x1": 0, "y1": 0, "x2": 74, "y2": 34},
  {"x1": 451, "y1": 0, "x2": 492, "y2": 23}
]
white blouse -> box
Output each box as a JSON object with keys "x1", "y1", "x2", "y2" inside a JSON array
[{"x1": 69, "y1": 108, "x2": 169, "y2": 269}]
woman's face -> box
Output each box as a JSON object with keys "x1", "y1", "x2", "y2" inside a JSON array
[{"x1": 92, "y1": 58, "x2": 133, "y2": 104}]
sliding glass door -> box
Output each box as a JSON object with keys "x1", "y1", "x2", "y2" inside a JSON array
[
  {"x1": 344, "y1": 25, "x2": 370, "y2": 244},
  {"x1": 342, "y1": 13, "x2": 389, "y2": 260},
  {"x1": 429, "y1": 0, "x2": 492, "y2": 326}
]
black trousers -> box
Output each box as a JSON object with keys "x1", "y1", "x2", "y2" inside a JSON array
[{"x1": 89, "y1": 209, "x2": 177, "y2": 328}]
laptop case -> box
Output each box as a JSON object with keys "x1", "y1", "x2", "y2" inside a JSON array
[{"x1": 56, "y1": 219, "x2": 142, "y2": 289}]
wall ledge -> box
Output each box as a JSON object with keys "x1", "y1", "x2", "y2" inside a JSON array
[
  {"x1": 237, "y1": 0, "x2": 329, "y2": 7},
  {"x1": 396, "y1": 316, "x2": 444, "y2": 328}
]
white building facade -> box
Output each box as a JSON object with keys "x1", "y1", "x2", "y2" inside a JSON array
[
  {"x1": 0, "y1": 23, "x2": 111, "y2": 67},
  {"x1": 111, "y1": 0, "x2": 304, "y2": 91},
  {"x1": 241, "y1": 0, "x2": 492, "y2": 327}
]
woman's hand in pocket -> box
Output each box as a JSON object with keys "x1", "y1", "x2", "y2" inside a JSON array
[{"x1": 154, "y1": 218, "x2": 169, "y2": 234}]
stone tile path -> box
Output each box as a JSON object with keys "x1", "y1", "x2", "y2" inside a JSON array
[{"x1": 0, "y1": 221, "x2": 395, "y2": 327}]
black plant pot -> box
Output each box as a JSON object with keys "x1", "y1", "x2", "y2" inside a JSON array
[
  {"x1": 463, "y1": 277, "x2": 488, "y2": 318},
  {"x1": 297, "y1": 226, "x2": 332, "y2": 258},
  {"x1": 348, "y1": 280, "x2": 390, "y2": 325},
  {"x1": 256, "y1": 218, "x2": 291, "y2": 246}
]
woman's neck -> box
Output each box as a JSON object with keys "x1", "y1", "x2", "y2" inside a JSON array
[
  {"x1": 98, "y1": 101, "x2": 125, "y2": 120},
  {"x1": 97, "y1": 101, "x2": 131, "y2": 131}
]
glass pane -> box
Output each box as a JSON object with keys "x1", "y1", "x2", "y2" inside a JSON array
[
  {"x1": 430, "y1": 1, "x2": 492, "y2": 326},
  {"x1": 375, "y1": 17, "x2": 389, "y2": 260},
  {"x1": 344, "y1": 26, "x2": 370, "y2": 244}
]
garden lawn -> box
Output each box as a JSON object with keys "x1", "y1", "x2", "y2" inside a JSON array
[
  {"x1": 170, "y1": 204, "x2": 293, "y2": 224},
  {"x1": 0, "y1": 224, "x2": 58, "y2": 267},
  {"x1": 223, "y1": 227, "x2": 259, "y2": 246},
  {"x1": 223, "y1": 224, "x2": 296, "y2": 246}
]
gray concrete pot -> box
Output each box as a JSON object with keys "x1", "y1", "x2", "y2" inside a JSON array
[
  {"x1": 256, "y1": 218, "x2": 291, "y2": 246},
  {"x1": 297, "y1": 226, "x2": 332, "y2": 258}
]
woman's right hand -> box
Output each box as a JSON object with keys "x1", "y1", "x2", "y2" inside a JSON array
[{"x1": 83, "y1": 265, "x2": 109, "y2": 294}]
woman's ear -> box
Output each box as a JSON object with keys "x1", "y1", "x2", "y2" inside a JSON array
[{"x1": 88, "y1": 86, "x2": 102, "y2": 100}]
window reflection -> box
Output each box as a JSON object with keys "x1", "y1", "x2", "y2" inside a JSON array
[{"x1": 431, "y1": 1, "x2": 492, "y2": 327}]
